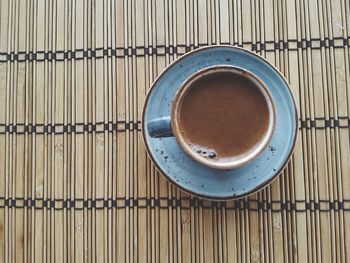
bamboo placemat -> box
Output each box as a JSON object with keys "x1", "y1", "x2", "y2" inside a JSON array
[{"x1": 0, "y1": 0, "x2": 349, "y2": 262}]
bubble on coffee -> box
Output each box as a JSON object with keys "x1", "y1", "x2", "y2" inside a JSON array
[{"x1": 189, "y1": 143, "x2": 217, "y2": 159}]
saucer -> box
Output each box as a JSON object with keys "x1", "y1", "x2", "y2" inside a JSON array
[{"x1": 142, "y1": 45, "x2": 298, "y2": 200}]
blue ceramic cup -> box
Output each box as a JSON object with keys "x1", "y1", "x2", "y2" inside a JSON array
[
  {"x1": 147, "y1": 65, "x2": 276, "y2": 170},
  {"x1": 142, "y1": 46, "x2": 297, "y2": 199}
]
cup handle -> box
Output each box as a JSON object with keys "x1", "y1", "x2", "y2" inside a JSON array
[{"x1": 147, "y1": 116, "x2": 174, "y2": 138}]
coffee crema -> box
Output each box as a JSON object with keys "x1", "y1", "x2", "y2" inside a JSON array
[{"x1": 178, "y1": 72, "x2": 270, "y2": 161}]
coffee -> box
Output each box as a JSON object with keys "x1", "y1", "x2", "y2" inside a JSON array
[{"x1": 178, "y1": 71, "x2": 270, "y2": 161}]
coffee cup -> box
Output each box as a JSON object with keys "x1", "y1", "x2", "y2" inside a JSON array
[{"x1": 146, "y1": 65, "x2": 276, "y2": 169}]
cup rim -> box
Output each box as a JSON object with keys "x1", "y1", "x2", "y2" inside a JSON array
[{"x1": 171, "y1": 65, "x2": 276, "y2": 169}]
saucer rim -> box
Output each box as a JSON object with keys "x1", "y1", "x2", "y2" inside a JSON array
[{"x1": 142, "y1": 45, "x2": 298, "y2": 200}]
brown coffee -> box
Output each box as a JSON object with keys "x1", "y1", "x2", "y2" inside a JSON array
[{"x1": 178, "y1": 72, "x2": 270, "y2": 160}]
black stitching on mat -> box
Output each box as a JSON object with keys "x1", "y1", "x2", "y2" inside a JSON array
[
  {"x1": 1, "y1": 117, "x2": 350, "y2": 134},
  {"x1": 0, "y1": 198, "x2": 349, "y2": 211},
  {"x1": 235, "y1": 201, "x2": 241, "y2": 209},
  {"x1": 189, "y1": 199, "x2": 196, "y2": 207},
  {"x1": 0, "y1": 121, "x2": 142, "y2": 134},
  {"x1": 243, "y1": 201, "x2": 249, "y2": 209},
  {"x1": 1, "y1": 37, "x2": 349, "y2": 62},
  {"x1": 153, "y1": 199, "x2": 160, "y2": 207}
]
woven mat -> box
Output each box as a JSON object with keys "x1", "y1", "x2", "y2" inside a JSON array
[{"x1": 0, "y1": 0, "x2": 350, "y2": 262}]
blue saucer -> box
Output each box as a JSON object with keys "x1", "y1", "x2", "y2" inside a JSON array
[{"x1": 142, "y1": 46, "x2": 297, "y2": 199}]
